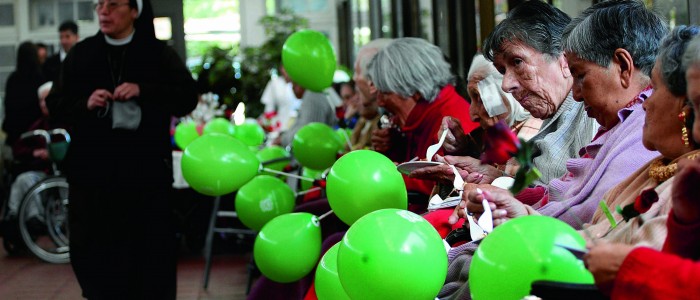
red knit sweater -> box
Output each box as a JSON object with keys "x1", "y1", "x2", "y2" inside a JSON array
[
  {"x1": 392, "y1": 85, "x2": 477, "y2": 196},
  {"x1": 612, "y1": 212, "x2": 700, "y2": 299}
]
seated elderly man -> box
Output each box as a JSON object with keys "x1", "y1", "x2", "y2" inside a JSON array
[
  {"x1": 439, "y1": 1, "x2": 667, "y2": 298},
  {"x1": 367, "y1": 37, "x2": 478, "y2": 208}
]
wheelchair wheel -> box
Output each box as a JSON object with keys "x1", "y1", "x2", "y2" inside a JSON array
[{"x1": 18, "y1": 177, "x2": 70, "y2": 263}]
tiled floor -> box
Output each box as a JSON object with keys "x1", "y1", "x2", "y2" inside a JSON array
[{"x1": 0, "y1": 237, "x2": 253, "y2": 300}]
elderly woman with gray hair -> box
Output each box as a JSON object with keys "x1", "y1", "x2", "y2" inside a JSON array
[
  {"x1": 416, "y1": 0, "x2": 598, "y2": 200},
  {"x1": 575, "y1": 26, "x2": 700, "y2": 298},
  {"x1": 439, "y1": 1, "x2": 669, "y2": 299},
  {"x1": 367, "y1": 37, "x2": 478, "y2": 206},
  {"x1": 410, "y1": 54, "x2": 541, "y2": 192}
]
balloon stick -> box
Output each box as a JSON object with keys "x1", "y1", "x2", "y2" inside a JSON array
[
  {"x1": 295, "y1": 187, "x2": 322, "y2": 197},
  {"x1": 318, "y1": 210, "x2": 334, "y2": 221},
  {"x1": 261, "y1": 167, "x2": 315, "y2": 182}
]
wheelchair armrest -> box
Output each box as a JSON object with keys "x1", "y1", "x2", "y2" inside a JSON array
[{"x1": 530, "y1": 280, "x2": 609, "y2": 300}]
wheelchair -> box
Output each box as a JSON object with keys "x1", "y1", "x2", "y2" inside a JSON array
[{"x1": 1, "y1": 128, "x2": 70, "y2": 264}]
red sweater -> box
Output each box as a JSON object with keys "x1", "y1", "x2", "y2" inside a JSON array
[
  {"x1": 386, "y1": 85, "x2": 477, "y2": 196},
  {"x1": 612, "y1": 212, "x2": 700, "y2": 299}
]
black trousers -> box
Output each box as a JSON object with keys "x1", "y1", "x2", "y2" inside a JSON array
[{"x1": 69, "y1": 183, "x2": 177, "y2": 300}]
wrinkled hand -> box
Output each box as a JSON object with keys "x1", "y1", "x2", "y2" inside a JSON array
[
  {"x1": 371, "y1": 128, "x2": 392, "y2": 153},
  {"x1": 448, "y1": 185, "x2": 527, "y2": 225},
  {"x1": 408, "y1": 154, "x2": 462, "y2": 184},
  {"x1": 444, "y1": 155, "x2": 501, "y2": 184},
  {"x1": 113, "y1": 82, "x2": 140, "y2": 101},
  {"x1": 87, "y1": 89, "x2": 112, "y2": 110},
  {"x1": 672, "y1": 156, "x2": 700, "y2": 225},
  {"x1": 440, "y1": 116, "x2": 469, "y2": 155},
  {"x1": 33, "y1": 149, "x2": 49, "y2": 160},
  {"x1": 584, "y1": 242, "x2": 634, "y2": 295}
]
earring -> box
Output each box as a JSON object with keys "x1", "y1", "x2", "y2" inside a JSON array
[{"x1": 679, "y1": 111, "x2": 690, "y2": 147}]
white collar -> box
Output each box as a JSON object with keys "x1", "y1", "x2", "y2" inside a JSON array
[
  {"x1": 59, "y1": 48, "x2": 67, "y2": 61},
  {"x1": 104, "y1": 30, "x2": 135, "y2": 46}
]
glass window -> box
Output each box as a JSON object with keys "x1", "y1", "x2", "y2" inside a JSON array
[
  {"x1": 31, "y1": 0, "x2": 56, "y2": 30},
  {"x1": 0, "y1": 4, "x2": 14, "y2": 26},
  {"x1": 77, "y1": 1, "x2": 94, "y2": 21},
  {"x1": 0, "y1": 45, "x2": 15, "y2": 67},
  {"x1": 380, "y1": 0, "x2": 392, "y2": 38},
  {"x1": 58, "y1": 1, "x2": 73, "y2": 23}
]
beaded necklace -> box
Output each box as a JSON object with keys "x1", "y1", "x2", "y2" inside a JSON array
[{"x1": 648, "y1": 152, "x2": 700, "y2": 183}]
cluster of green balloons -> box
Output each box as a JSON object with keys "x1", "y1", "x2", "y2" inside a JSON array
[
  {"x1": 254, "y1": 213, "x2": 322, "y2": 283},
  {"x1": 326, "y1": 150, "x2": 407, "y2": 225},
  {"x1": 175, "y1": 118, "x2": 267, "y2": 151},
  {"x1": 235, "y1": 175, "x2": 295, "y2": 231},
  {"x1": 470, "y1": 216, "x2": 594, "y2": 300},
  {"x1": 292, "y1": 122, "x2": 342, "y2": 171},
  {"x1": 329, "y1": 209, "x2": 447, "y2": 300},
  {"x1": 180, "y1": 133, "x2": 260, "y2": 196},
  {"x1": 282, "y1": 30, "x2": 336, "y2": 92}
]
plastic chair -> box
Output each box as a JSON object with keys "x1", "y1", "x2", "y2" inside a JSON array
[{"x1": 201, "y1": 156, "x2": 293, "y2": 292}]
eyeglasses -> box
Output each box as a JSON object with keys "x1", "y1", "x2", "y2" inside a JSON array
[{"x1": 94, "y1": 1, "x2": 130, "y2": 12}]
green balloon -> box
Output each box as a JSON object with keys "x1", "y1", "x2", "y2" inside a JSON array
[
  {"x1": 235, "y1": 175, "x2": 295, "y2": 231},
  {"x1": 470, "y1": 215, "x2": 594, "y2": 300},
  {"x1": 292, "y1": 122, "x2": 341, "y2": 171},
  {"x1": 326, "y1": 150, "x2": 407, "y2": 225},
  {"x1": 174, "y1": 121, "x2": 200, "y2": 150},
  {"x1": 234, "y1": 122, "x2": 266, "y2": 147},
  {"x1": 337, "y1": 209, "x2": 447, "y2": 300},
  {"x1": 335, "y1": 128, "x2": 352, "y2": 151},
  {"x1": 315, "y1": 243, "x2": 351, "y2": 300},
  {"x1": 254, "y1": 213, "x2": 322, "y2": 283},
  {"x1": 257, "y1": 146, "x2": 291, "y2": 176},
  {"x1": 282, "y1": 30, "x2": 336, "y2": 92},
  {"x1": 181, "y1": 133, "x2": 260, "y2": 196},
  {"x1": 300, "y1": 167, "x2": 324, "y2": 191},
  {"x1": 203, "y1": 118, "x2": 236, "y2": 137}
]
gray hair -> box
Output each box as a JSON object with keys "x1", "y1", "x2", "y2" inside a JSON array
[
  {"x1": 482, "y1": 0, "x2": 571, "y2": 61},
  {"x1": 367, "y1": 37, "x2": 453, "y2": 102},
  {"x1": 682, "y1": 35, "x2": 700, "y2": 73},
  {"x1": 355, "y1": 38, "x2": 393, "y2": 79},
  {"x1": 562, "y1": 0, "x2": 668, "y2": 77},
  {"x1": 657, "y1": 25, "x2": 700, "y2": 96}
]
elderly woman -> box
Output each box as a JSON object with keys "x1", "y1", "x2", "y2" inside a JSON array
[
  {"x1": 367, "y1": 37, "x2": 478, "y2": 204},
  {"x1": 439, "y1": 1, "x2": 668, "y2": 298},
  {"x1": 411, "y1": 54, "x2": 540, "y2": 189},
  {"x1": 415, "y1": 1, "x2": 598, "y2": 195},
  {"x1": 421, "y1": 54, "x2": 542, "y2": 236},
  {"x1": 580, "y1": 27, "x2": 700, "y2": 299}
]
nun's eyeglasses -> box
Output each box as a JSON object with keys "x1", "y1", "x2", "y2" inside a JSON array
[{"x1": 94, "y1": 1, "x2": 130, "y2": 12}]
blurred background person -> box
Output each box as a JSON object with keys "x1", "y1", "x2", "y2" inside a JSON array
[
  {"x1": 333, "y1": 80, "x2": 359, "y2": 129},
  {"x1": 2, "y1": 42, "x2": 45, "y2": 147},
  {"x1": 259, "y1": 65, "x2": 300, "y2": 133},
  {"x1": 44, "y1": 20, "x2": 79, "y2": 82}
]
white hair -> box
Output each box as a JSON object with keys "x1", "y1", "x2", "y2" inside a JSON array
[{"x1": 355, "y1": 38, "x2": 393, "y2": 79}]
